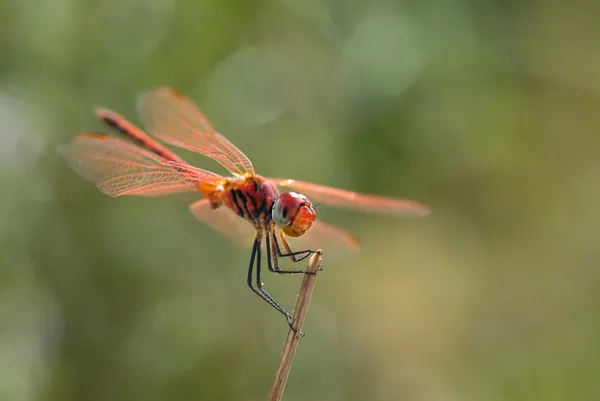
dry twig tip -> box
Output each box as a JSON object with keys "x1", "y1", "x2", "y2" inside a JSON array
[{"x1": 268, "y1": 250, "x2": 323, "y2": 401}]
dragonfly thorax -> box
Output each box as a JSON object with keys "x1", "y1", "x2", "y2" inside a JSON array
[{"x1": 219, "y1": 175, "x2": 279, "y2": 227}]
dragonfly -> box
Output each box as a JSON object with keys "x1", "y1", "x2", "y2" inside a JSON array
[{"x1": 61, "y1": 87, "x2": 429, "y2": 327}]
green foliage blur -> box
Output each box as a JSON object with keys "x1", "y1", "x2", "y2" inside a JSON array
[{"x1": 1, "y1": 0, "x2": 599, "y2": 400}]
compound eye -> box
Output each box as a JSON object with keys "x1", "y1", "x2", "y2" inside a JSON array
[
  {"x1": 273, "y1": 192, "x2": 317, "y2": 237},
  {"x1": 273, "y1": 192, "x2": 302, "y2": 227}
]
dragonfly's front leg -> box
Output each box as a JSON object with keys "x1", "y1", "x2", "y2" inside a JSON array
[
  {"x1": 266, "y1": 231, "x2": 317, "y2": 274},
  {"x1": 276, "y1": 230, "x2": 315, "y2": 262}
]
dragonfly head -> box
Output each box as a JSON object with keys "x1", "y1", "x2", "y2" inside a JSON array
[{"x1": 272, "y1": 192, "x2": 317, "y2": 237}]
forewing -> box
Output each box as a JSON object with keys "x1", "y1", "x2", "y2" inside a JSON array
[
  {"x1": 61, "y1": 133, "x2": 222, "y2": 197},
  {"x1": 137, "y1": 87, "x2": 255, "y2": 176},
  {"x1": 271, "y1": 178, "x2": 430, "y2": 216},
  {"x1": 189, "y1": 199, "x2": 256, "y2": 248}
]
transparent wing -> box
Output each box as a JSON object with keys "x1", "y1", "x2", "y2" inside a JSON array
[
  {"x1": 270, "y1": 178, "x2": 430, "y2": 216},
  {"x1": 284, "y1": 221, "x2": 361, "y2": 256},
  {"x1": 189, "y1": 199, "x2": 256, "y2": 248},
  {"x1": 61, "y1": 133, "x2": 222, "y2": 197},
  {"x1": 190, "y1": 199, "x2": 360, "y2": 256},
  {"x1": 137, "y1": 87, "x2": 255, "y2": 176}
]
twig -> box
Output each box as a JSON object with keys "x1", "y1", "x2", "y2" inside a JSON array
[{"x1": 268, "y1": 250, "x2": 323, "y2": 401}]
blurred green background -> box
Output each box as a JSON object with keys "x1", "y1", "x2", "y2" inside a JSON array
[{"x1": 2, "y1": 0, "x2": 600, "y2": 400}]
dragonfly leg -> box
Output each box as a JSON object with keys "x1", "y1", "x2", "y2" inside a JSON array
[
  {"x1": 265, "y1": 232, "x2": 318, "y2": 275},
  {"x1": 247, "y1": 234, "x2": 294, "y2": 326},
  {"x1": 276, "y1": 230, "x2": 315, "y2": 262}
]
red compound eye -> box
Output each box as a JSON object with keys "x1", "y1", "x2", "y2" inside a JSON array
[{"x1": 273, "y1": 192, "x2": 317, "y2": 237}]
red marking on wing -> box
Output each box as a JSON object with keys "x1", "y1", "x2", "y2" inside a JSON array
[
  {"x1": 61, "y1": 133, "x2": 222, "y2": 197},
  {"x1": 270, "y1": 178, "x2": 430, "y2": 216},
  {"x1": 136, "y1": 87, "x2": 255, "y2": 176}
]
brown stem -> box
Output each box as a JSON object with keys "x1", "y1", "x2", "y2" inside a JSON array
[{"x1": 268, "y1": 250, "x2": 323, "y2": 401}]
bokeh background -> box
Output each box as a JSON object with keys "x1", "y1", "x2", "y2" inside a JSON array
[{"x1": 1, "y1": 0, "x2": 600, "y2": 400}]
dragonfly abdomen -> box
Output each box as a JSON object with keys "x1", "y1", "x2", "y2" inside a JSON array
[{"x1": 95, "y1": 107, "x2": 185, "y2": 164}]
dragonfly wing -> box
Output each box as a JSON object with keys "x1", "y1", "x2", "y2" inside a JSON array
[
  {"x1": 61, "y1": 133, "x2": 222, "y2": 197},
  {"x1": 283, "y1": 220, "x2": 361, "y2": 257},
  {"x1": 137, "y1": 87, "x2": 255, "y2": 176},
  {"x1": 270, "y1": 178, "x2": 430, "y2": 216},
  {"x1": 189, "y1": 199, "x2": 256, "y2": 248}
]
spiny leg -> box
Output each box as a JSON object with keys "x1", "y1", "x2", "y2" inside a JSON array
[
  {"x1": 266, "y1": 232, "x2": 314, "y2": 274},
  {"x1": 276, "y1": 230, "x2": 315, "y2": 262},
  {"x1": 246, "y1": 233, "x2": 293, "y2": 324},
  {"x1": 256, "y1": 236, "x2": 293, "y2": 320},
  {"x1": 267, "y1": 229, "x2": 320, "y2": 277},
  {"x1": 263, "y1": 233, "x2": 306, "y2": 334}
]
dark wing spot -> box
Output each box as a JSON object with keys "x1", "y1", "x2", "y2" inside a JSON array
[
  {"x1": 81, "y1": 132, "x2": 109, "y2": 140},
  {"x1": 168, "y1": 88, "x2": 186, "y2": 99}
]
